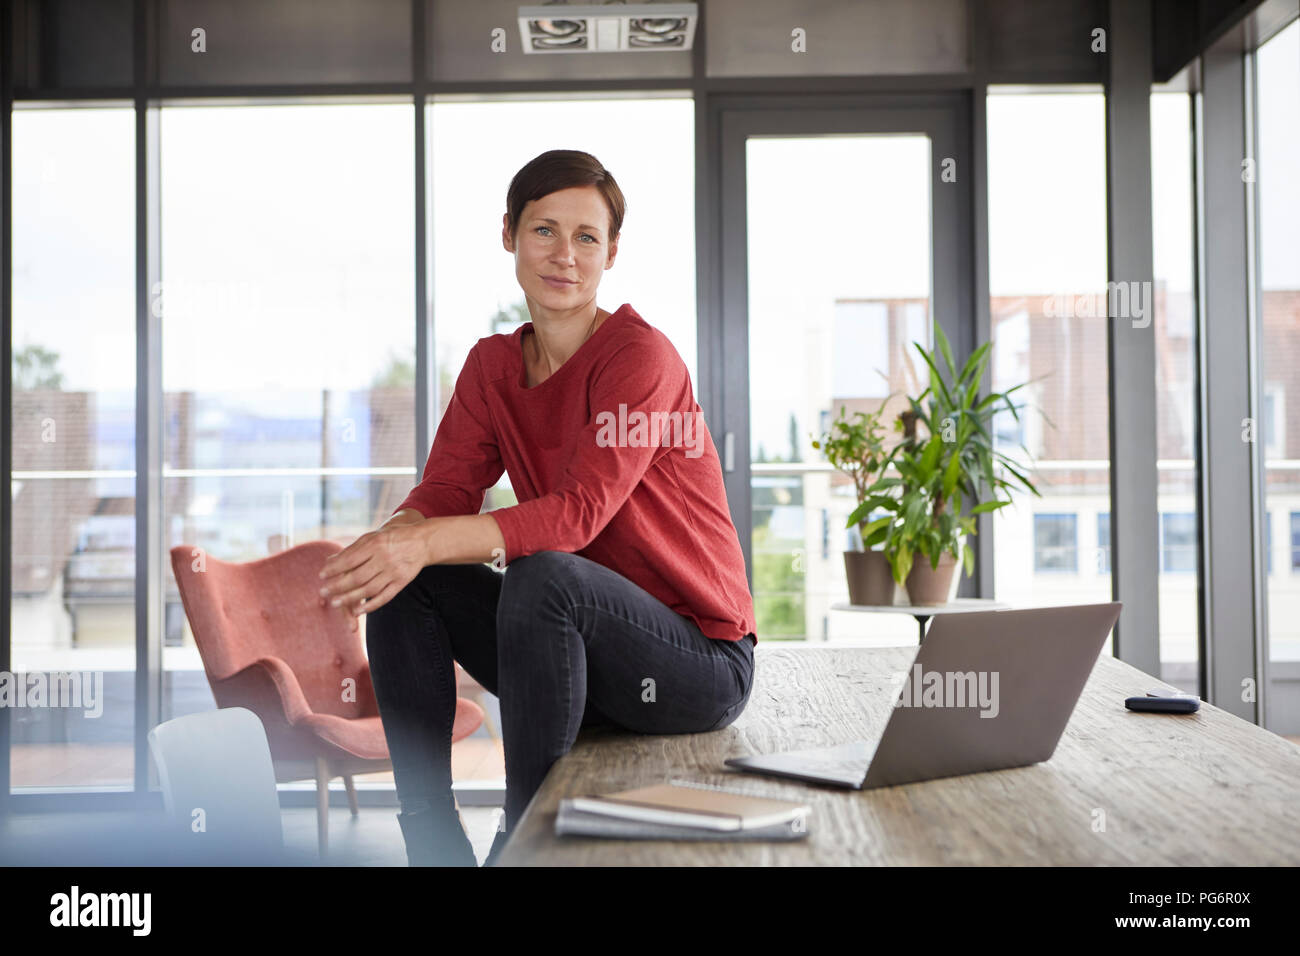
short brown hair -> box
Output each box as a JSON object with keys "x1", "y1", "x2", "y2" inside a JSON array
[{"x1": 505, "y1": 149, "x2": 626, "y2": 246}]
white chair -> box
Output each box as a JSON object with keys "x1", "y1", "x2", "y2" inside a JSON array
[{"x1": 148, "y1": 707, "x2": 290, "y2": 864}]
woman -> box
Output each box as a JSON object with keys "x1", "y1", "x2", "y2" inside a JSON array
[{"x1": 317, "y1": 149, "x2": 757, "y2": 867}]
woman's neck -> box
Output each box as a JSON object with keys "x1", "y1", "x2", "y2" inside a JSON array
[{"x1": 527, "y1": 307, "x2": 607, "y2": 377}]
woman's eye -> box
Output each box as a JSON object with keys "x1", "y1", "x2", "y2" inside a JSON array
[{"x1": 535, "y1": 227, "x2": 596, "y2": 243}]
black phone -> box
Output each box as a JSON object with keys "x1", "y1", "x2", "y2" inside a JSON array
[{"x1": 1126, "y1": 694, "x2": 1200, "y2": 713}]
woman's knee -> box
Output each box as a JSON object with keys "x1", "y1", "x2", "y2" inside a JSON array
[
  {"x1": 500, "y1": 550, "x2": 582, "y2": 605},
  {"x1": 505, "y1": 549, "x2": 580, "y2": 578},
  {"x1": 368, "y1": 569, "x2": 428, "y2": 617},
  {"x1": 376, "y1": 563, "x2": 495, "y2": 617}
]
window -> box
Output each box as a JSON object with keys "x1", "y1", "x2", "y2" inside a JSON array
[
  {"x1": 1289, "y1": 512, "x2": 1300, "y2": 573},
  {"x1": 1266, "y1": 511, "x2": 1272, "y2": 575},
  {"x1": 832, "y1": 302, "x2": 891, "y2": 399},
  {"x1": 1258, "y1": 18, "x2": 1300, "y2": 699},
  {"x1": 745, "y1": 132, "x2": 931, "y2": 644},
  {"x1": 1152, "y1": 90, "x2": 1200, "y2": 688},
  {"x1": 1034, "y1": 513, "x2": 1078, "y2": 573},
  {"x1": 1097, "y1": 512, "x2": 1110, "y2": 574},
  {"x1": 159, "y1": 103, "x2": 416, "y2": 735},
  {"x1": 11, "y1": 106, "x2": 137, "y2": 790},
  {"x1": 1160, "y1": 513, "x2": 1197, "y2": 573},
  {"x1": 1263, "y1": 384, "x2": 1285, "y2": 458},
  {"x1": 992, "y1": 308, "x2": 1029, "y2": 451},
  {"x1": 988, "y1": 89, "x2": 1111, "y2": 630}
]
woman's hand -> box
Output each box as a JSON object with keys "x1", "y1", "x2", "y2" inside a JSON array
[{"x1": 317, "y1": 521, "x2": 430, "y2": 631}]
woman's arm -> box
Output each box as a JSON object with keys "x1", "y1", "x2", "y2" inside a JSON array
[
  {"x1": 319, "y1": 512, "x2": 507, "y2": 628},
  {"x1": 382, "y1": 508, "x2": 506, "y2": 564},
  {"x1": 418, "y1": 513, "x2": 507, "y2": 566},
  {"x1": 391, "y1": 346, "x2": 505, "y2": 521},
  {"x1": 320, "y1": 342, "x2": 507, "y2": 621},
  {"x1": 382, "y1": 508, "x2": 425, "y2": 529}
]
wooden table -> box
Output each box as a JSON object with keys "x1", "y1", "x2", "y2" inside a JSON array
[
  {"x1": 831, "y1": 598, "x2": 1009, "y2": 644},
  {"x1": 496, "y1": 644, "x2": 1300, "y2": 865}
]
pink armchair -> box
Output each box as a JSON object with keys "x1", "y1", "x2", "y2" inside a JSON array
[{"x1": 168, "y1": 539, "x2": 484, "y2": 858}]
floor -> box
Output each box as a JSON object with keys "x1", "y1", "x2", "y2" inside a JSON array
[
  {"x1": 0, "y1": 802, "x2": 506, "y2": 867},
  {"x1": 5, "y1": 715, "x2": 509, "y2": 866},
  {"x1": 281, "y1": 802, "x2": 506, "y2": 866},
  {"x1": 3, "y1": 733, "x2": 509, "y2": 865}
]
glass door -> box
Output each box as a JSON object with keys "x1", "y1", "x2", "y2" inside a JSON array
[{"x1": 715, "y1": 96, "x2": 974, "y2": 643}]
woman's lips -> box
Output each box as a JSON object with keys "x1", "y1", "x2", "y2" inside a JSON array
[{"x1": 543, "y1": 277, "x2": 576, "y2": 288}]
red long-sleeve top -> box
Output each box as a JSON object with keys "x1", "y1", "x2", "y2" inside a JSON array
[{"x1": 392, "y1": 303, "x2": 757, "y2": 644}]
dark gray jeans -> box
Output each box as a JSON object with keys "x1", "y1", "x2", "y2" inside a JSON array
[{"x1": 365, "y1": 550, "x2": 756, "y2": 831}]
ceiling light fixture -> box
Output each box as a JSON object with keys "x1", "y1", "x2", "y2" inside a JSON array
[{"x1": 517, "y1": 2, "x2": 698, "y2": 54}]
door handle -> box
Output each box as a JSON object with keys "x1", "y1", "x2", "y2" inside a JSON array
[{"x1": 724, "y1": 431, "x2": 735, "y2": 472}]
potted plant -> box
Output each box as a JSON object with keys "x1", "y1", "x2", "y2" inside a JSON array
[
  {"x1": 811, "y1": 397, "x2": 899, "y2": 606},
  {"x1": 848, "y1": 326, "x2": 1042, "y2": 605}
]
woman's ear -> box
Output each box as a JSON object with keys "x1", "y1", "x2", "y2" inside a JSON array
[{"x1": 502, "y1": 213, "x2": 514, "y2": 252}]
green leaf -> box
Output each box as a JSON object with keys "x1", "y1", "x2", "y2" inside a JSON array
[
  {"x1": 956, "y1": 341, "x2": 991, "y2": 386},
  {"x1": 861, "y1": 515, "x2": 892, "y2": 536},
  {"x1": 969, "y1": 499, "x2": 1010, "y2": 515},
  {"x1": 999, "y1": 459, "x2": 1037, "y2": 492},
  {"x1": 935, "y1": 324, "x2": 957, "y2": 380},
  {"x1": 963, "y1": 542, "x2": 975, "y2": 577},
  {"x1": 968, "y1": 349, "x2": 990, "y2": 392},
  {"x1": 1003, "y1": 394, "x2": 1023, "y2": 422},
  {"x1": 941, "y1": 446, "x2": 962, "y2": 499},
  {"x1": 917, "y1": 434, "x2": 943, "y2": 480},
  {"x1": 904, "y1": 493, "x2": 927, "y2": 528},
  {"x1": 913, "y1": 343, "x2": 954, "y2": 408},
  {"x1": 894, "y1": 548, "x2": 913, "y2": 585}
]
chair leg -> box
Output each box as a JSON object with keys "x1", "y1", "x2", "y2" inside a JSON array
[
  {"x1": 315, "y1": 757, "x2": 330, "y2": 860},
  {"x1": 343, "y1": 774, "x2": 359, "y2": 816}
]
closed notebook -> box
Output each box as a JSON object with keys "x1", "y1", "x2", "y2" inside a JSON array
[
  {"x1": 555, "y1": 801, "x2": 810, "y2": 842},
  {"x1": 567, "y1": 781, "x2": 809, "y2": 832}
]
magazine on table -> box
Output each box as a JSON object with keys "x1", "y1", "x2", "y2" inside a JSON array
[{"x1": 562, "y1": 780, "x2": 810, "y2": 833}]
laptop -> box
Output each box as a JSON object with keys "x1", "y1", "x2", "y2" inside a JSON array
[{"x1": 725, "y1": 602, "x2": 1122, "y2": 790}]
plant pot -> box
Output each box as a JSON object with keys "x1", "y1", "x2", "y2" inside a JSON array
[
  {"x1": 904, "y1": 551, "x2": 958, "y2": 606},
  {"x1": 844, "y1": 550, "x2": 898, "y2": 606}
]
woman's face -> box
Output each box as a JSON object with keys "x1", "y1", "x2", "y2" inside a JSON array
[{"x1": 502, "y1": 185, "x2": 618, "y2": 317}]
